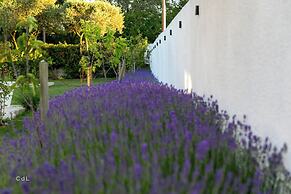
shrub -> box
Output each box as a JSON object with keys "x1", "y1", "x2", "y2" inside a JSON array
[
  {"x1": 42, "y1": 43, "x2": 81, "y2": 79},
  {"x1": 13, "y1": 74, "x2": 40, "y2": 111},
  {"x1": 0, "y1": 71, "x2": 290, "y2": 193},
  {"x1": 126, "y1": 34, "x2": 149, "y2": 70},
  {"x1": 15, "y1": 85, "x2": 40, "y2": 111},
  {"x1": 14, "y1": 59, "x2": 46, "y2": 78}
]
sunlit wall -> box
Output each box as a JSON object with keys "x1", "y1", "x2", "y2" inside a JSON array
[{"x1": 150, "y1": 0, "x2": 291, "y2": 171}]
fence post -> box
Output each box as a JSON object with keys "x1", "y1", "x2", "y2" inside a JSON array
[{"x1": 39, "y1": 60, "x2": 49, "y2": 122}]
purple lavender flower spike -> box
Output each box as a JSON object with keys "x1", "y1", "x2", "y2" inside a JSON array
[{"x1": 196, "y1": 140, "x2": 210, "y2": 161}]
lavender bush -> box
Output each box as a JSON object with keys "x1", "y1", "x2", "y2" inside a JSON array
[{"x1": 0, "y1": 70, "x2": 290, "y2": 193}]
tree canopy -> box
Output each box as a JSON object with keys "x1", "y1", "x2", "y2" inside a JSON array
[
  {"x1": 108, "y1": 0, "x2": 188, "y2": 42},
  {"x1": 65, "y1": 0, "x2": 124, "y2": 37}
]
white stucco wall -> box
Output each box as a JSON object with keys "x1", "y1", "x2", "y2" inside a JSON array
[{"x1": 150, "y1": 0, "x2": 291, "y2": 171}]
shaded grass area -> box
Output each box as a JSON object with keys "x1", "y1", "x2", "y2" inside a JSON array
[{"x1": 1, "y1": 78, "x2": 113, "y2": 135}]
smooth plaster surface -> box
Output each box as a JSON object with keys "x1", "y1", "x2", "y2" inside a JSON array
[{"x1": 150, "y1": 0, "x2": 291, "y2": 171}]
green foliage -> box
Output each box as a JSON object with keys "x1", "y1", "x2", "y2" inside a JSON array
[
  {"x1": 0, "y1": 0, "x2": 56, "y2": 41},
  {"x1": 0, "y1": 42, "x2": 13, "y2": 64},
  {"x1": 80, "y1": 19, "x2": 147, "y2": 79},
  {"x1": 65, "y1": 0, "x2": 124, "y2": 37},
  {"x1": 36, "y1": 4, "x2": 66, "y2": 35},
  {"x1": 103, "y1": 31, "x2": 127, "y2": 70},
  {"x1": 82, "y1": 27, "x2": 128, "y2": 79},
  {"x1": 16, "y1": 16, "x2": 38, "y2": 33},
  {"x1": 16, "y1": 16, "x2": 48, "y2": 75},
  {"x1": 123, "y1": 7, "x2": 161, "y2": 43},
  {"x1": 80, "y1": 19, "x2": 102, "y2": 70},
  {"x1": 12, "y1": 73, "x2": 40, "y2": 111},
  {"x1": 15, "y1": 0, "x2": 56, "y2": 20},
  {"x1": 80, "y1": 20, "x2": 127, "y2": 79},
  {"x1": 0, "y1": 0, "x2": 152, "y2": 80},
  {"x1": 41, "y1": 43, "x2": 81, "y2": 78},
  {"x1": 79, "y1": 55, "x2": 90, "y2": 72},
  {"x1": 126, "y1": 34, "x2": 149, "y2": 70},
  {"x1": 109, "y1": 0, "x2": 189, "y2": 42},
  {"x1": 15, "y1": 86, "x2": 40, "y2": 111},
  {"x1": 108, "y1": 0, "x2": 162, "y2": 42},
  {"x1": 0, "y1": 0, "x2": 18, "y2": 40}
]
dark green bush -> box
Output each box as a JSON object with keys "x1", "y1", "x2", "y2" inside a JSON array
[
  {"x1": 40, "y1": 33, "x2": 79, "y2": 45},
  {"x1": 13, "y1": 74, "x2": 40, "y2": 111},
  {"x1": 42, "y1": 43, "x2": 81, "y2": 79},
  {"x1": 15, "y1": 85, "x2": 40, "y2": 111},
  {"x1": 14, "y1": 59, "x2": 43, "y2": 78}
]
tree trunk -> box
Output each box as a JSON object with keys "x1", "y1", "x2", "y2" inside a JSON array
[
  {"x1": 79, "y1": 33, "x2": 84, "y2": 54},
  {"x1": 118, "y1": 63, "x2": 121, "y2": 80},
  {"x1": 87, "y1": 65, "x2": 92, "y2": 88},
  {"x1": 10, "y1": 31, "x2": 18, "y2": 50},
  {"x1": 25, "y1": 26, "x2": 29, "y2": 75},
  {"x1": 85, "y1": 37, "x2": 89, "y2": 52},
  {"x1": 10, "y1": 53, "x2": 18, "y2": 78},
  {"x1": 121, "y1": 58, "x2": 126, "y2": 79},
  {"x1": 118, "y1": 58, "x2": 126, "y2": 81},
  {"x1": 42, "y1": 27, "x2": 46, "y2": 43},
  {"x1": 3, "y1": 31, "x2": 7, "y2": 43},
  {"x1": 102, "y1": 63, "x2": 107, "y2": 78},
  {"x1": 112, "y1": 67, "x2": 118, "y2": 78}
]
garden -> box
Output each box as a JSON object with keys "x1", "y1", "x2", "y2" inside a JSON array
[
  {"x1": 0, "y1": 0, "x2": 291, "y2": 193},
  {"x1": 0, "y1": 71, "x2": 291, "y2": 193},
  {"x1": 0, "y1": 0, "x2": 149, "y2": 123}
]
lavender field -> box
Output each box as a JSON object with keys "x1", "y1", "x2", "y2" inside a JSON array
[{"x1": 0, "y1": 71, "x2": 289, "y2": 194}]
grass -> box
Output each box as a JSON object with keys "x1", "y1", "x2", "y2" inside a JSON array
[
  {"x1": 11, "y1": 78, "x2": 113, "y2": 105},
  {"x1": 1, "y1": 78, "x2": 113, "y2": 135}
]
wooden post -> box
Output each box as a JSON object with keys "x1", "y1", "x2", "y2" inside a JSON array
[
  {"x1": 39, "y1": 60, "x2": 49, "y2": 122},
  {"x1": 162, "y1": 0, "x2": 166, "y2": 31}
]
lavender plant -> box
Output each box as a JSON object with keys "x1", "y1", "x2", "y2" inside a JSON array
[{"x1": 0, "y1": 70, "x2": 290, "y2": 193}]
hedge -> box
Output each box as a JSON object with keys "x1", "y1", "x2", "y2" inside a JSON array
[{"x1": 41, "y1": 43, "x2": 81, "y2": 79}]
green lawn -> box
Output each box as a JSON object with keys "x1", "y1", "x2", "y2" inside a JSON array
[
  {"x1": 12, "y1": 78, "x2": 112, "y2": 105},
  {"x1": 1, "y1": 78, "x2": 113, "y2": 135}
]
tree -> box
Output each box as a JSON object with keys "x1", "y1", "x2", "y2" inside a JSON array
[
  {"x1": 0, "y1": 42, "x2": 19, "y2": 77},
  {"x1": 121, "y1": 0, "x2": 161, "y2": 42},
  {"x1": 79, "y1": 20, "x2": 102, "y2": 85},
  {"x1": 0, "y1": 1, "x2": 21, "y2": 77},
  {"x1": 65, "y1": 0, "x2": 124, "y2": 52},
  {"x1": 14, "y1": 0, "x2": 56, "y2": 46},
  {"x1": 15, "y1": 0, "x2": 56, "y2": 20},
  {"x1": 98, "y1": 31, "x2": 127, "y2": 79},
  {"x1": 105, "y1": 34, "x2": 128, "y2": 80},
  {"x1": 0, "y1": 0, "x2": 55, "y2": 77},
  {"x1": 109, "y1": 0, "x2": 189, "y2": 42},
  {"x1": 0, "y1": 0, "x2": 19, "y2": 47},
  {"x1": 16, "y1": 16, "x2": 44, "y2": 74},
  {"x1": 126, "y1": 34, "x2": 148, "y2": 71},
  {"x1": 36, "y1": 4, "x2": 66, "y2": 43},
  {"x1": 0, "y1": 0, "x2": 55, "y2": 43}
]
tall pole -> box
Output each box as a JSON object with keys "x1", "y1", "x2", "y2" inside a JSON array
[
  {"x1": 39, "y1": 60, "x2": 49, "y2": 122},
  {"x1": 162, "y1": 0, "x2": 166, "y2": 31}
]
